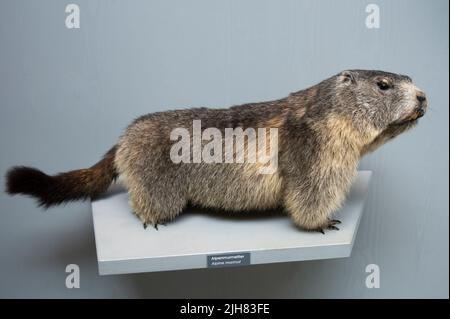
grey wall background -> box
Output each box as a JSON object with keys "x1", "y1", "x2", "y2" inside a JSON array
[{"x1": 0, "y1": 0, "x2": 448, "y2": 298}]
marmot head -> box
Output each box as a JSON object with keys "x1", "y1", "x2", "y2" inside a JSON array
[{"x1": 334, "y1": 70, "x2": 427, "y2": 131}]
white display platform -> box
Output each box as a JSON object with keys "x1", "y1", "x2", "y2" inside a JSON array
[{"x1": 91, "y1": 171, "x2": 372, "y2": 275}]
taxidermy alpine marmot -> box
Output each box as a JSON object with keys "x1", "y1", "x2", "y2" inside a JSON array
[{"x1": 5, "y1": 70, "x2": 427, "y2": 233}]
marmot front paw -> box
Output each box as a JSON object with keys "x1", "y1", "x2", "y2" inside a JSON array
[{"x1": 313, "y1": 219, "x2": 341, "y2": 234}]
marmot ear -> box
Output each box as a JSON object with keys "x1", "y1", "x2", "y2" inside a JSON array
[{"x1": 339, "y1": 70, "x2": 357, "y2": 85}]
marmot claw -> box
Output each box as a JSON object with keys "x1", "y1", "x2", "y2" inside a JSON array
[
  {"x1": 314, "y1": 219, "x2": 341, "y2": 234},
  {"x1": 142, "y1": 222, "x2": 167, "y2": 230}
]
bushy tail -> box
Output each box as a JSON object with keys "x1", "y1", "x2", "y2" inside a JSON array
[{"x1": 5, "y1": 146, "x2": 117, "y2": 208}]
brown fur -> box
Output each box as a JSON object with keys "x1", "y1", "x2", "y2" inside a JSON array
[{"x1": 5, "y1": 70, "x2": 427, "y2": 232}]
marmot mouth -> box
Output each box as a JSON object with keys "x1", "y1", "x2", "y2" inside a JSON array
[
  {"x1": 393, "y1": 109, "x2": 425, "y2": 126},
  {"x1": 416, "y1": 108, "x2": 426, "y2": 119},
  {"x1": 391, "y1": 117, "x2": 419, "y2": 127}
]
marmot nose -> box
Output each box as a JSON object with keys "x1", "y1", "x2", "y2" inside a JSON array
[{"x1": 416, "y1": 92, "x2": 427, "y2": 103}]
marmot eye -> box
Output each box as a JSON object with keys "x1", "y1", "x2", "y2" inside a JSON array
[{"x1": 377, "y1": 80, "x2": 391, "y2": 91}]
